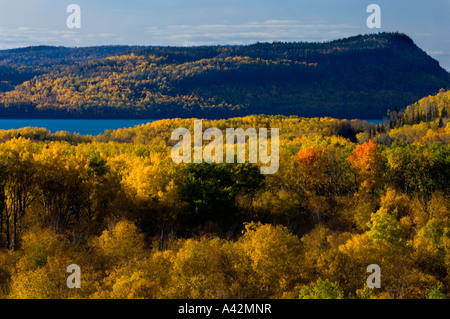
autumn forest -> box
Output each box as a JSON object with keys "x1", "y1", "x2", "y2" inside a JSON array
[{"x1": 0, "y1": 87, "x2": 448, "y2": 299}]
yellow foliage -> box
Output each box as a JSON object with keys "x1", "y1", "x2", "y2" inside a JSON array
[
  {"x1": 20, "y1": 227, "x2": 68, "y2": 269},
  {"x1": 237, "y1": 222, "x2": 303, "y2": 297},
  {"x1": 91, "y1": 220, "x2": 145, "y2": 266},
  {"x1": 166, "y1": 237, "x2": 241, "y2": 299}
]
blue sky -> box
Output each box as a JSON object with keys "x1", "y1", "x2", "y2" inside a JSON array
[{"x1": 0, "y1": 0, "x2": 449, "y2": 70}]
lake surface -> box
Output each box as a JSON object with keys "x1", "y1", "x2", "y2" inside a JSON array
[
  {"x1": 365, "y1": 119, "x2": 384, "y2": 125},
  {"x1": 0, "y1": 119, "x2": 159, "y2": 135},
  {"x1": 0, "y1": 118, "x2": 384, "y2": 135}
]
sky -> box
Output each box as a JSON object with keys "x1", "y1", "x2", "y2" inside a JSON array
[{"x1": 0, "y1": 0, "x2": 449, "y2": 70}]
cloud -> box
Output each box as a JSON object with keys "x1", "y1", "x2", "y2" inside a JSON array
[
  {"x1": 413, "y1": 32, "x2": 432, "y2": 37},
  {"x1": 145, "y1": 20, "x2": 359, "y2": 46},
  {"x1": 0, "y1": 26, "x2": 120, "y2": 48},
  {"x1": 0, "y1": 19, "x2": 360, "y2": 48},
  {"x1": 426, "y1": 50, "x2": 446, "y2": 56}
]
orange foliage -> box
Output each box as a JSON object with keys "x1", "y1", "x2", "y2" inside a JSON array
[
  {"x1": 296, "y1": 147, "x2": 319, "y2": 167},
  {"x1": 348, "y1": 140, "x2": 383, "y2": 193}
]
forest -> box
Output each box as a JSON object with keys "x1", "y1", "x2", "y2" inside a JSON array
[
  {"x1": 0, "y1": 88, "x2": 449, "y2": 299},
  {"x1": 1, "y1": 32, "x2": 450, "y2": 119}
]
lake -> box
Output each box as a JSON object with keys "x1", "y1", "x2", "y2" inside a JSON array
[
  {"x1": 365, "y1": 119, "x2": 384, "y2": 125},
  {"x1": 0, "y1": 118, "x2": 385, "y2": 136},
  {"x1": 0, "y1": 119, "x2": 159, "y2": 135}
]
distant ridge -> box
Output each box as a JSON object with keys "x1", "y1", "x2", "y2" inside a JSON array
[{"x1": 0, "y1": 32, "x2": 449, "y2": 119}]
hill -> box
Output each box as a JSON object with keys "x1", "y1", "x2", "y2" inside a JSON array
[{"x1": 0, "y1": 32, "x2": 449, "y2": 119}]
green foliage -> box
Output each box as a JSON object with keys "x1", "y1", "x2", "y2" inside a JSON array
[
  {"x1": 178, "y1": 162, "x2": 264, "y2": 232},
  {"x1": 419, "y1": 219, "x2": 450, "y2": 246},
  {"x1": 426, "y1": 283, "x2": 448, "y2": 299},
  {"x1": 367, "y1": 208, "x2": 404, "y2": 247},
  {"x1": 299, "y1": 279, "x2": 345, "y2": 299}
]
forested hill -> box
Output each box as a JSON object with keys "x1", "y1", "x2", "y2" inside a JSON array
[{"x1": 0, "y1": 32, "x2": 449, "y2": 119}]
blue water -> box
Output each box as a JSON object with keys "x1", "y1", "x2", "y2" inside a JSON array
[
  {"x1": 365, "y1": 119, "x2": 384, "y2": 125},
  {"x1": 0, "y1": 119, "x2": 159, "y2": 135},
  {"x1": 340, "y1": 119, "x2": 384, "y2": 125},
  {"x1": 0, "y1": 118, "x2": 384, "y2": 135}
]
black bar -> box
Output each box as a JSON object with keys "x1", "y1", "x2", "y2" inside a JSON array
[{"x1": 1, "y1": 299, "x2": 448, "y2": 317}]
